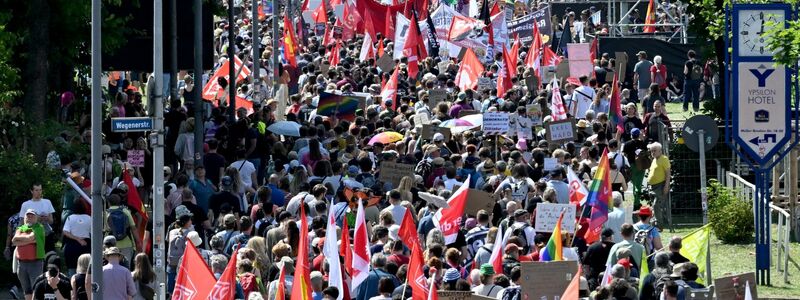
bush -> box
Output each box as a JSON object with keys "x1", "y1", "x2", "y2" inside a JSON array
[
  {"x1": 706, "y1": 179, "x2": 754, "y2": 244},
  {"x1": 0, "y1": 150, "x2": 63, "y2": 219}
]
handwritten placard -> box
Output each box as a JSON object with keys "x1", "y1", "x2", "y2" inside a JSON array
[
  {"x1": 482, "y1": 112, "x2": 510, "y2": 135},
  {"x1": 519, "y1": 261, "x2": 578, "y2": 300},
  {"x1": 464, "y1": 189, "x2": 495, "y2": 216},
  {"x1": 526, "y1": 103, "x2": 542, "y2": 126},
  {"x1": 379, "y1": 161, "x2": 415, "y2": 187},
  {"x1": 411, "y1": 114, "x2": 430, "y2": 127},
  {"x1": 127, "y1": 150, "x2": 145, "y2": 167},
  {"x1": 477, "y1": 77, "x2": 493, "y2": 92},
  {"x1": 534, "y1": 203, "x2": 576, "y2": 233},
  {"x1": 545, "y1": 119, "x2": 577, "y2": 143},
  {"x1": 429, "y1": 89, "x2": 448, "y2": 104},
  {"x1": 543, "y1": 158, "x2": 558, "y2": 171},
  {"x1": 437, "y1": 291, "x2": 473, "y2": 300},
  {"x1": 421, "y1": 124, "x2": 452, "y2": 141}
]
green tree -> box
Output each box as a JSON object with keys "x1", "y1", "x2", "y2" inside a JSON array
[{"x1": 764, "y1": 1, "x2": 800, "y2": 67}]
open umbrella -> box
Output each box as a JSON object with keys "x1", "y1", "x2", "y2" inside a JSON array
[
  {"x1": 418, "y1": 192, "x2": 450, "y2": 209},
  {"x1": 459, "y1": 114, "x2": 483, "y2": 127},
  {"x1": 368, "y1": 131, "x2": 403, "y2": 145},
  {"x1": 439, "y1": 118, "x2": 475, "y2": 128},
  {"x1": 267, "y1": 121, "x2": 302, "y2": 137}
]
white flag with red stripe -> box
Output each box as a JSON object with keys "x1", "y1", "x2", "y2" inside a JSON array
[
  {"x1": 550, "y1": 78, "x2": 568, "y2": 120},
  {"x1": 489, "y1": 227, "x2": 509, "y2": 274},
  {"x1": 351, "y1": 200, "x2": 371, "y2": 291}
]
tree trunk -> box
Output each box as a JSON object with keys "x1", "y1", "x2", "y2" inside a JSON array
[{"x1": 22, "y1": 0, "x2": 50, "y2": 124}]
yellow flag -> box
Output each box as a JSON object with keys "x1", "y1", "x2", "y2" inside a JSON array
[
  {"x1": 639, "y1": 250, "x2": 650, "y2": 291},
  {"x1": 679, "y1": 225, "x2": 711, "y2": 284}
]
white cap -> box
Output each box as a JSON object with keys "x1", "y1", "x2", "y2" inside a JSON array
[{"x1": 187, "y1": 231, "x2": 202, "y2": 247}]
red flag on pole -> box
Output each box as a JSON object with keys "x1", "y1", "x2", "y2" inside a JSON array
[
  {"x1": 207, "y1": 245, "x2": 238, "y2": 299},
  {"x1": 291, "y1": 205, "x2": 313, "y2": 300},
  {"x1": 283, "y1": 14, "x2": 299, "y2": 67},
  {"x1": 274, "y1": 265, "x2": 287, "y2": 300},
  {"x1": 313, "y1": 1, "x2": 327, "y2": 24},
  {"x1": 122, "y1": 169, "x2": 147, "y2": 243},
  {"x1": 381, "y1": 67, "x2": 400, "y2": 110},
  {"x1": 402, "y1": 14, "x2": 423, "y2": 79},
  {"x1": 408, "y1": 243, "x2": 429, "y2": 300},
  {"x1": 561, "y1": 265, "x2": 583, "y2": 300},
  {"x1": 497, "y1": 45, "x2": 514, "y2": 98},
  {"x1": 433, "y1": 176, "x2": 470, "y2": 244},
  {"x1": 351, "y1": 200, "x2": 371, "y2": 291},
  {"x1": 455, "y1": 50, "x2": 484, "y2": 91},
  {"x1": 525, "y1": 19, "x2": 543, "y2": 81},
  {"x1": 172, "y1": 242, "x2": 216, "y2": 300},
  {"x1": 643, "y1": 0, "x2": 656, "y2": 33}
]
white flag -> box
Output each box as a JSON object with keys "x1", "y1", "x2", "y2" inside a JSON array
[
  {"x1": 323, "y1": 207, "x2": 344, "y2": 300},
  {"x1": 567, "y1": 167, "x2": 589, "y2": 206}
]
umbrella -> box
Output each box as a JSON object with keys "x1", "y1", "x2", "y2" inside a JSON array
[
  {"x1": 459, "y1": 114, "x2": 483, "y2": 127},
  {"x1": 418, "y1": 192, "x2": 450, "y2": 209},
  {"x1": 267, "y1": 121, "x2": 301, "y2": 137},
  {"x1": 439, "y1": 119, "x2": 475, "y2": 128},
  {"x1": 368, "y1": 131, "x2": 403, "y2": 145}
]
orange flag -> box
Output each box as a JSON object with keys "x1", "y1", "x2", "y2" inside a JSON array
[
  {"x1": 275, "y1": 265, "x2": 287, "y2": 300},
  {"x1": 283, "y1": 13, "x2": 298, "y2": 67},
  {"x1": 560, "y1": 265, "x2": 582, "y2": 300},
  {"x1": 291, "y1": 205, "x2": 313, "y2": 300},
  {"x1": 643, "y1": 0, "x2": 656, "y2": 33}
]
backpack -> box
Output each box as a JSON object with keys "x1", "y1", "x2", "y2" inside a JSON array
[
  {"x1": 634, "y1": 226, "x2": 655, "y2": 254},
  {"x1": 107, "y1": 207, "x2": 131, "y2": 241},
  {"x1": 501, "y1": 286, "x2": 522, "y2": 300},
  {"x1": 614, "y1": 153, "x2": 631, "y2": 181},
  {"x1": 635, "y1": 149, "x2": 652, "y2": 171},
  {"x1": 168, "y1": 229, "x2": 189, "y2": 267},
  {"x1": 356, "y1": 173, "x2": 377, "y2": 190},
  {"x1": 690, "y1": 60, "x2": 704, "y2": 80},
  {"x1": 415, "y1": 160, "x2": 432, "y2": 185},
  {"x1": 511, "y1": 224, "x2": 531, "y2": 254}
]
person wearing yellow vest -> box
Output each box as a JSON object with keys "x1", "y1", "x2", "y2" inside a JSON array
[
  {"x1": 646, "y1": 142, "x2": 671, "y2": 229},
  {"x1": 13, "y1": 209, "x2": 46, "y2": 300}
]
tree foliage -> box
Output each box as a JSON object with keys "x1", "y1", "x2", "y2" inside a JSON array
[{"x1": 763, "y1": 0, "x2": 800, "y2": 67}]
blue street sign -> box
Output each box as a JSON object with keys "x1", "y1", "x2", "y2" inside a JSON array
[{"x1": 111, "y1": 117, "x2": 154, "y2": 132}]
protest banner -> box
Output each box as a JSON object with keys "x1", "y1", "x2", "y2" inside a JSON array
[
  {"x1": 127, "y1": 150, "x2": 145, "y2": 167},
  {"x1": 514, "y1": 113, "x2": 534, "y2": 139},
  {"x1": 420, "y1": 5, "x2": 464, "y2": 58},
  {"x1": 535, "y1": 203, "x2": 577, "y2": 233},
  {"x1": 429, "y1": 89, "x2": 448, "y2": 105},
  {"x1": 411, "y1": 114, "x2": 431, "y2": 127},
  {"x1": 546, "y1": 119, "x2": 577, "y2": 143},
  {"x1": 519, "y1": 261, "x2": 578, "y2": 300},
  {"x1": 316, "y1": 91, "x2": 368, "y2": 120},
  {"x1": 463, "y1": 189, "x2": 494, "y2": 216},
  {"x1": 421, "y1": 124, "x2": 452, "y2": 141},
  {"x1": 379, "y1": 161, "x2": 415, "y2": 187},
  {"x1": 376, "y1": 54, "x2": 395, "y2": 72},
  {"x1": 714, "y1": 273, "x2": 756, "y2": 300},
  {"x1": 477, "y1": 77, "x2": 493, "y2": 92},
  {"x1": 437, "y1": 291, "x2": 473, "y2": 300},
  {"x1": 508, "y1": 6, "x2": 552, "y2": 44},
  {"x1": 393, "y1": 13, "x2": 411, "y2": 59},
  {"x1": 567, "y1": 43, "x2": 593, "y2": 78},
  {"x1": 482, "y1": 112, "x2": 510, "y2": 135}
]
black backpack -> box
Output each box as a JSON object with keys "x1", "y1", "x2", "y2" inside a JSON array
[
  {"x1": 512, "y1": 224, "x2": 531, "y2": 254},
  {"x1": 107, "y1": 207, "x2": 131, "y2": 241},
  {"x1": 501, "y1": 286, "x2": 522, "y2": 300}
]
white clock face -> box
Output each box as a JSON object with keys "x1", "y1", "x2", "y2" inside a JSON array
[{"x1": 737, "y1": 9, "x2": 786, "y2": 57}]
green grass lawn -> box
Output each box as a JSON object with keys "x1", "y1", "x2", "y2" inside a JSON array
[
  {"x1": 668, "y1": 226, "x2": 800, "y2": 299},
  {"x1": 663, "y1": 102, "x2": 701, "y2": 121}
]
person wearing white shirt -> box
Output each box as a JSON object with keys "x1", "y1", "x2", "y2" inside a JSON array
[
  {"x1": 607, "y1": 140, "x2": 630, "y2": 169},
  {"x1": 572, "y1": 75, "x2": 596, "y2": 119},
  {"x1": 229, "y1": 150, "x2": 257, "y2": 193},
  {"x1": 380, "y1": 190, "x2": 407, "y2": 224},
  {"x1": 18, "y1": 184, "x2": 55, "y2": 225},
  {"x1": 605, "y1": 192, "x2": 626, "y2": 243}
]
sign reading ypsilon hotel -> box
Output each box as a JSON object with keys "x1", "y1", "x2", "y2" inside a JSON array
[
  {"x1": 734, "y1": 62, "x2": 790, "y2": 165},
  {"x1": 111, "y1": 117, "x2": 154, "y2": 132}
]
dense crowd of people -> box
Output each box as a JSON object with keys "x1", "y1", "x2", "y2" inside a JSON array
[{"x1": 3, "y1": 0, "x2": 723, "y2": 299}]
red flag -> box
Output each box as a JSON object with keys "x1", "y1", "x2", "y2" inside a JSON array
[
  {"x1": 384, "y1": 7, "x2": 395, "y2": 40},
  {"x1": 364, "y1": 10, "x2": 378, "y2": 40},
  {"x1": 525, "y1": 19, "x2": 543, "y2": 79},
  {"x1": 510, "y1": 34, "x2": 521, "y2": 67},
  {"x1": 489, "y1": 227, "x2": 509, "y2": 275},
  {"x1": 342, "y1": 0, "x2": 362, "y2": 40},
  {"x1": 497, "y1": 45, "x2": 514, "y2": 98},
  {"x1": 543, "y1": 45, "x2": 562, "y2": 67},
  {"x1": 550, "y1": 78, "x2": 568, "y2": 121},
  {"x1": 589, "y1": 37, "x2": 599, "y2": 64},
  {"x1": 381, "y1": 67, "x2": 400, "y2": 110},
  {"x1": 202, "y1": 56, "x2": 251, "y2": 103},
  {"x1": 490, "y1": 1, "x2": 501, "y2": 16},
  {"x1": 561, "y1": 265, "x2": 583, "y2": 300},
  {"x1": 402, "y1": 14, "x2": 423, "y2": 79},
  {"x1": 301, "y1": 0, "x2": 310, "y2": 11},
  {"x1": 322, "y1": 24, "x2": 332, "y2": 46},
  {"x1": 331, "y1": 0, "x2": 342, "y2": 6},
  {"x1": 455, "y1": 49, "x2": 484, "y2": 91},
  {"x1": 274, "y1": 264, "x2": 287, "y2": 300},
  {"x1": 172, "y1": 242, "x2": 215, "y2": 300},
  {"x1": 122, "y1": 169, "x2": 147, "y2": 242},
  {"x1": 399, "y1": 210, "x2": 420, "y2": 249},
  {"x1": 643, "y1": 0, "x2": 656, "y2": 33},
  {"x1": 329, "y1": 42, "x2": 341, "y2": 66},
  {"x1": 408, "y1": 243, "x2": 429, "y2": 300},
  {"x1": 207, "y1": 245, "x2": 237, "y2": 299},
  {"x1": 339, "y1": 213, "x2": 353, "y2": 277},
  {"x1": 313, "y1": 1, "x2": 327, "y2": 24},
  {"x1": 610, "y1": 75, "x2": 625, "y2": 132},
  {"x1": 283, "y1": 14, "x2": 299, "y2": 67},
  {"x1": 291, "y1": 205, "x2": 313, "y2": 300},
  {"x1": 433, "y1": 175, "x2": 470, "y2": 244}
]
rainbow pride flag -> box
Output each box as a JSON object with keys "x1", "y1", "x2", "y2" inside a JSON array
[
  {"x1": 316, "y1": 91, "x2": 366, "y2": 121},
  {"x1": 584, "y1": 148, "x2": 612, "y2": 244},
  {"x1": 540, "y1": 211, "x2": 565, "y2": 261}
]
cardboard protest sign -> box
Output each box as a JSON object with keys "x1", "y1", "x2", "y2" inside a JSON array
[
  {"x1": 714, "y1": 273, "x2": 756, "y2": 300},
  {"x1": 477, "y1": 77, "x2": 493, "y2": 92},
  {"x1": 545, "y1": 119, "x2": 577, "y2": 143},
  {"x1": 556, "y1": 60, "x2": 571, "y2": 80},
  {"x1": 376, "y1": 54, "x2": 395, "y2": 73},
  {"x1": 429, "y1": 89, "x2": 448, "y2": 104},
  {"x1": 535, "y1": 203, "x2": 577, "y2": 233},
  {"x1": 482, "y1": 112, "x2": 510, "y2": 135},
  {"x1": 526, "y1": 103, "x2": 543, "y2": 126},
  {"x1": 567, "y1": 43, "x2": 594, "y2": 78},
  {"x1": 458, "y1": 110, "x2": 479, "y2": 117},
  {"x1": 127, "y1": 150, "x2": 145, "y2": 167},
  {"x1": 379, "y1": 161, "x2": 415, "y2": 187},
  {"x1": 615, "y1": 52, "x2": 629, "y2": 80},
  {"x1": 514, "y1": 113, "x2": 534, "y2": 139},
  {"x1": 519, "y1": 261, "x2": 578, "y2": 300},
  {"x1": 411, "y1": 114, "x2": 431, "y2": 127},
  {"x1": 421, "y1": 124, "x2": 452, "y2": 141},
  {"x1": 437, "y1": 291, "x2": 473, "y2": 300},
  {"x1": 463, "y1": 189, "x2": 495, "y2": 216},
  {"x1": 438, "y1": 61, "x2": 450, "y2": 73}
]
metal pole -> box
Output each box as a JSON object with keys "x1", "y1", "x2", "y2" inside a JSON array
[
  {"x1": 699, "y1": 130, "x2": 708, "y2": 224},
  {"x1": 252, "y1": 0, "x2": 261, "y2": 103},
  {"x1": 227, "y1": 0, "x2": 236, "y2": 123},
  {"x1": 170, "y1": 0, "x2": 179, "y2": 104},
  {"x1": 194, "y1": 0, "x2": 204, "y2": 167},
  {"x1": 90, "y1": 0, "x2": 104, "y2": 297},
  {"x1": 152, "y1": 0, "x2": 167, "y2": 297},
  {"x1": 272, "y1": 0, "x2": 280, "y2": 94}
]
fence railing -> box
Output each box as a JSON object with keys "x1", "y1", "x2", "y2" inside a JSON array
[{"x1": 725, "y1": 171, "x2": 792, "y2": 284}]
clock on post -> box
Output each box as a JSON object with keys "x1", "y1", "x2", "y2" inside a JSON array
[{"x1": 733, "y1": 4, "x2": 790, "y2": 58}]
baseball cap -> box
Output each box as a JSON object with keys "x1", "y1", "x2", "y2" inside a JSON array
[
  {"x1": 433, "y1": 133, "x2": 445, "y2": 142},
  {"x1": 513, "y1": 209, "x2": 529, "y2": 218},
  {"x1": 601, "y1": 228, "x2": 615, "y2": 238},
  {"x1": 631, "y1": 128, "x2": 641, "y2": 137},
  {"x1": 25, "y1": 208, "x2": 37, "y2": 215},
  {"x1": 103, "y1": 235, "x2": 117, "y2": 246},
  {"x1": 175, "y1": 205, "x2": 194, "y2": 218},
  {"x1": 636, "y1": 205, "x2": 653, "y2": 216}
]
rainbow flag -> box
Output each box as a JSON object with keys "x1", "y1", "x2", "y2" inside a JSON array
[
  {"x1": 316, "y1": 92, "x2": 366, "y2": 121},
  {"x1": 540, "y1": 211, "x2": 565, "y2": 261},
  {"x1": 610, "y1": 75, "x2": 624, "y2": 133},
  {"x1": 584, "y1": 148, "x2": 612, "y2": 244}
]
